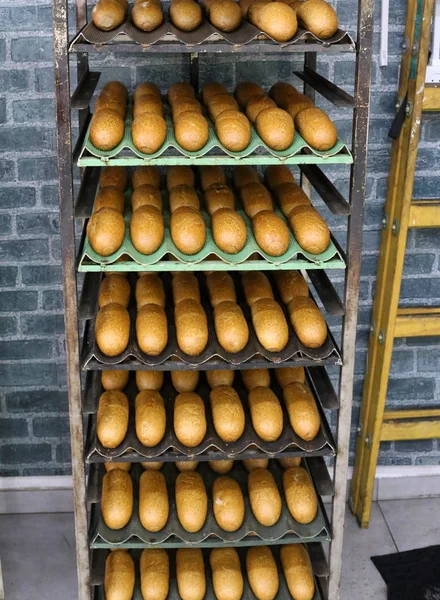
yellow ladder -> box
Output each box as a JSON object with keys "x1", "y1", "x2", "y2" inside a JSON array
[{"x1": 350, "y1": 0, "x2": 440, "y2": 528}]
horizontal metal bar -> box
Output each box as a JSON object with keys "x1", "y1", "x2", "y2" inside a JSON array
[
  {"x1": 381, "y1": 418, "x2": 440, "y2": 441},
  {"x1": 294, "y1": 67, "x2": 355, "y2": 107},
  {"x1": 384, "y1": 408, "x2": 440, "y2": 420},
  {"x1": 72, "y1": 113, "x2": 92, "y2": 164},
  {"x1": 307, "y1": 457, "x2": 334, "y2": 496},
  {"x1": 78, "y1": 272, "x2": 100, "y2": 320},
  {"x1": 71, "y1": 70, "x2": 101, "y2": 110},
  {"x1": 408, "y1": 200, "x2": 440, "y2": 227},
  {"x1": 422, "y1": 84, "x2": 440, "y2": 110},
  {"x1": 307, "y1": 270, "x2": 345, "y2": 316},
  {"x1": 394, "y1": 309, "x2": 440, "y2": 337},
  {"x1": 300, "y1": 165, "x2": 351, "y2": 215}
]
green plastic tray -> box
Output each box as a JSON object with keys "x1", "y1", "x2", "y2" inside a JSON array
[
  {"x1": 78, "y1": 193, "x2": 345, "y2": 272},
  {"x1": 78, "y1": 113, "x2": 353, "y2": 167}
]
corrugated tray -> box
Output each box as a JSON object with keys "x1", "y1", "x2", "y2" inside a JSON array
[
  {"x1": 81, "y1": 272, "x2": 342, "y2": 369},
  {"x1": 77, "y1": 113, "x2": 352, "y2": 167},
  {"x1": 92, "y1": 546, "x2": 324, "y2": 600},
  {"x1": 87, "y1": 461, "x2": 331, "y2": 548},
  {"x1": 84, "y1": 369, "x2": 336, "y2": 462},
  {"x1": 78, "y1": 188, "x2": 345, "y2": 271}
]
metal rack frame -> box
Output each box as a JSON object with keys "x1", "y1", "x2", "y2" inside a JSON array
[{"x1": 52, "y1": 0, "x2": 375, "y2": 597}]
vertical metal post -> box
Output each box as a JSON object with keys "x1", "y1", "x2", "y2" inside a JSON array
[
  {"x1": 301, "y1": 52, "x2": 317, "y2": 197},
  {"x1": 52, "y1": 0, "x2": 91, "y2": 598},
  {"x1": 328, "y1": 0, "x2": 375, "y2": 596}
]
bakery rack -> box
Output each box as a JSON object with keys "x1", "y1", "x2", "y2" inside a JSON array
[{"x1": 52, "y1": 0, "x2": 375, "y2": 597}]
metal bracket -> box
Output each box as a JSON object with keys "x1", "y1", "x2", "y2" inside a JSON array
[
  {"x1": 382, "y1": 215, "x2": 389, "y2": 230},
  {"x1": 378, "y1": 330, "x2": 385, "y2": 344},
  {"x1": 392, "y1": 218, "x2": 400, "y2": 235}
]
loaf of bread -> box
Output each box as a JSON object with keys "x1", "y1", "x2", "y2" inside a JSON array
[
  {"x1": 235, "y1": 82, "x2": 265, "y2": 108},
  {"x1": 248, "y1": 467, "x2": 282, "y2": 526},
  {"x1": 170, "y1": 0, "x2": 203, "y2": 31},
  {"x1": 132, "y1": 113, "x2": 167, "y2": 154},
  {"x1": 140, "y1": 549, "x2": 169, "y2": 600},
  {"x1": 283, "y1": 382, "x2": 320, "y2": 441},
  {"x1": 213, "y1": 301, "x2": 249, "y2": 353},
  {"x1": 252, "y1": 210, "x2": 290, "y2": 257},
  {"x1": 175, "y1": 299, "x2": 208, "y2": 356},
  {"x1": 135, "y1": 389, "x2": 166, "y2": 447},
  {"x1": 101, "y1": 370, "x2": 129, "y2": 391},
  {"x1": 171, "y1": 206, "x2": 206, "y2": 255},
  {"x1": 130, "y1": 205, "x2": 164, "y2": 255},
  {"x1": 289, "y1": 204, "x2": 330, "y2": 254},
  {"x1": 204, "y1": 183, "x2": 235, "y2": 215},
  {"x1": 274, "y1": 181, "x2": 311, "y2": 217},
  {"x1": 246, "y1": 546, "x2": 279, "y2": 600},
  {"x1": 171, "y1": 369, "x2": 200, "y2": 393},
  {"x1": 206, "y1": 369, "x2": 235, "y2": 388},
  {"x1": 132, "y1": 184, "x2": 163, "y2": 212},
  {"x1": 280, "y1": 544, "x2": 315, "y2": 600},
  {"x1": 141, "y1": 461, "x2": 164, "y2": 470},
  {"x1": 248, "y1": 386, "x2": 283, "y2": 441},
  {"x1": 136, "y1": 303, "x2": 168, "y2": 356},
  {"x1": 279, "y1": 456, "x2": 302, "y2": 469},
  {"x1": 212, "y1": 208, "x2": 247, "y2": 254},
  {"x1": 172, "y1": 272, "x2": 201, "y2": 305},
  {"x1": 87, "y1": 208, "x2": 125, "y2": 256},
  {"x1": 209, "y1": 459, "x2": 234, "y2": 473},
  {"x1": 99, "y1": 274, "x2": 131, "y2": 309},
  {"x1": 100, "y1": 166, "x2": 128, "y2": 191},
  {"x1": 283, "y1": 466, "x2": 318, "y2": 524},
  {"x1": 296, "y1": 0, "x2": 338, "y2": 38},
  {"x1": 176, "y1": 548, "x2": 206, "y2": 600},
  {"x1": 139, "y1": 469, "x2": 169, "y2": 532},
  {"x1": 210, "y1": 548, "x2": 244, "y2": 600},
  {"x1": 273, "y1": 270, "x2": 308, "y2": 304},
  {"x1": 215, "y1": 110, "x2": 251, "y2": 152},
  {"x1": 101, "y1": 469, "x2": 133, "y2": 529},
  {"x1": 264, "y1": 164, "x2": 295, "y2": 190},
  {"x1": 256, "y1": 107, "x2": 294, "y2": 151},
  {"x1": 96, "y1": 303, "x2": 130, "y2": 357},
  {"x1": 251, "y1": 298, "x2": 289, "y2": 352},
  {"x1": 241, "y1": 368, "x2": 270, "y2": 390},
  {"x1": 233, "y1": 165, "x2": 261, "y2": 189},
  {"x1": 136, "y1": 273, "x2": 165, "y2": 309},
  {"x1": 243, "y1": 458, "x2": 269, "y2": 472},
  {"x1": 275, "y1": 366, "x2": 305, "y2": 388},
  {"x1": 176, "y1": 460, "x2": 199, "y2": 471},
  {"x1": 295, "y1": 107, "x2": 338, "y2": 151},
  {"x1": 132, "y1": 0, "x2": 164, "y2": 31},
  {"x1": 169, "y1": 184, "x2": 200, "y2": 213},
  {"x1": 132, "y1": 165, "x2": 161, "y2": 189},
  {"x1": 90, "y1": 108, "x2": 125, "y2": 151},
  {"x1": 241, "y1": 271, "x2": 274, "y2": 306},
  {"x1": 174, "y1": 392, "x2": 207, "y2": 447},
  {"x1": 104, "y1": 550, "x2": 135, "y2": 600},
  {"x1": 105, "y1": 462, "x2": 131, "y2": 472},
  {"x1": 94, "y1": 186, "x2": 125, "y2": 214},
  {"x1": 212, "y1": 475, "x2": 245, "y2": 531},
  {"x1": 175, "y1": 471, "x2": 208, "y2": 532},
  {"x1": 206, "y1": 272, "x2": 237, "y2": 306},
  {"x1": 240, "y1": 182, "x2": 273, "y2": 219},
  {"x1": 287, "y1": 296, "x2": 327, "y2": 348},
  {"x1": 210, "y1": 385, "x2": 245, "y2": 442},
  {"x1": 97, "y1": 390, "x2": 129, "y2": 448},
  {"x1": 135, "y1": 370, "x2": 164, "y2": 391}
]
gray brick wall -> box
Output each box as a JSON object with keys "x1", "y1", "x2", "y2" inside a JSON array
[{"x1": 0, "y1": 0, "x2": 439, "y2": 476}]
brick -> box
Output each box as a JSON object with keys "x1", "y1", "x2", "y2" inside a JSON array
[
  {"x1": 0, "y1": 159, "x2": 15, "y2": 181},
  {"x1": 395, "y1": 440, "x2": 433, "y2": 453},
  {"x1": 0, "y1": 7, "x2": 37, "y2": 30},
  {"x1": 34, "y1": 67, "x2": 54, "y2": 93},
  {"x1": 22, "y1": 314, "x2": 64, "y2": 336},
  {"x1": 1, "y1": 363, "x2": 66, "y2": 387},
  {"x1": 0, "y1": 240, "x2": 49, "y2": 262},
  {"x1": 413, "y1": 229, "x2": 439, "y2": 250},
  {"x1": 387, "y1": 377, "x2": 435, "y2": 402},
  {"x1": 41, "y1": 184, "x2": 59, "y2": 207},
  {"x1": 50, "y1": 237, "x2": 61, "y2": 261},
  {"x1": 11, "y1": 36, "x2": 53, "y2": 62},
  {"x1": 0, "y1": 69, "x2": 30, "y2": 92},
  {"x1": 377, "y1": 457, "x2": 412, "y2": 466},
  {"x1": 0, "y1": 213, "x2": 12, "y2": 236},
  {"x1": 0, "y1": 417, "x2": 28, "y2": 438},
  {"x1": 0, "y1": 316, "x2": 17, "y2": 335},
  {"x1": 37, "y1": 5, "x2": 53, "y2": 27},
  {"x1": 400, "y1": 277, "x2": 440, "y2": 301},
  {"x1": 0, "y1": 98, "x2": 5, "y2": 124},
  {"x1": 417, "y1": 349, "x2": 440, "y2": 373},
  {"x1": 413, "y1": 176, "x2": 440, "y2": 198},
  {"x1": 42, "y1": 290, "x2": 64, "y2": 310},
  {"x1": 0, "y1": 291, "x2": 38, "y2": 311},
  {"x1": 363, "y1": 253, "x2": 435, "y2": 277},
  {"x1": 56, "y1": 441, "x2": 71, "y2": 463},
  {"x1": 6, "y1": 390, "x2": 68, "y2": 413},
  {"x1": 0, "y1": 443, "x2": 52, "y2": 464},
  {"x1": 16, "y1": 213, "x2": 59, "y2": 235},
  {"x1": 415, "y1": 456, "x2": 440, "y2": 465},
  {"x1": 0, "y1": 38, "x2": 6, "y2": 62},
  {"x1": 33, "y1": 416, "x2": 69, "y2": 437},
  {"x1": 0, "y1": 339, "x2": 53, "y2": 360},
  {"x1": 18, "y1": 157, "x2": 57, "y2": 182},
  {"x1": 0, "y1": 127, "x2": 55, "y2": 151},
  {"x1": 21, "y1": 265, "x2": 62, "y2": 286},
  {"x1": 0, "y1": 469, "x2": 20, "y2": 476},
  {"x1": 0, "y1": 187, "x2": 36, "y2": 209},
  {"x1": 13, "y1": 99, "x2": 55, "y2": 123},
  {"x1": 0, "y1": 267, "x2": 18, "y2": 287}
]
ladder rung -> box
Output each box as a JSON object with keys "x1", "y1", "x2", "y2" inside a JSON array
[
  {"x1": 381, "y1": 416, "x2": 440, "y2": 441},
  {"x1": 394, "y1": 307, "x2": 440, "y2": 337},
  {"x1": 409, "y1": 200, "x2": 440, "y2": 227},
  {"x1": 383, "y1": 408, "x2": 440, "y2": 420},
  {"x1": 422, "y1": 85, "x2": 440, "y2": 111}
]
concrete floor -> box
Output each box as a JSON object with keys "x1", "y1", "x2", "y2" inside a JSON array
[{"x1": 0, "y1": 499, "x2": 439, "y2": 599}]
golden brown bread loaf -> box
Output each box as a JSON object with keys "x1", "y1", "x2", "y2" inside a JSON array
[
  {"x1": 136, "y1": 273, "x2": 165, "y2": 309},
  {"x1": 246, "y1": 94, "x2": 276, "y2": 124},
  {"x1": 233, "y1": 165, "x2": 261, "y2": 189},
  {"x1": 102, "y1": 370, "x2": 129, "y2": 391},
  {"x1": 281, "y1": 545, "x2": 315, "y2": 600},
  {"x1": 94, "y1": 186, "x2": 125, "y2": 214},
  {"x1": 99, "y1": 274, "x2": 131, "y2": 308},
  {"x1": 170, "y1": 0, "x2": 203, "y2": 31},
  {"x1": 235, "y1": 82, "x2": 265, "y2": 107},
  {"x1": 168, "y1": 82, "x2": 196, "y2": 105},
  {"x1": 269, "y1": 81, "x2": 299, "y2": 110},
  {"x1": 135, "y1": 389, "x2": 166, "y2": 446},
  {"x1": 287, "y1": 296, "x2": 327, "y2": 348},
  {"x1": 140, "y1": 548, "x2": 169, "y2": 600},
  {"x1": 247, "y1": 0, "x2": 271, "y2": 24},
  {"x1": 171, "y1": 206, "x2": 206, "y2": 255},
  {"x1": 209, "y1": 459, "x2": 234, "y2": 473},
  {"x1": 174, "y1": 299, "x2": 208, "y2": 355},
  {"x1": 131, "y1": 184, "x2": 163, "y2": 213},
  {"x1": 96, "y1": 303, "x2": 130, "y2": 357},
  {"x1": 275, "y1": 366, "x2": 305, "y2": 388},
  {"x1": 100, "y1": 166, "x2": 128, "y2": 191},
  {"x1": 176, "y1": 548, "x2": 206, "y2": 600},
  {"x1": 251, "y1": 297, "x2": 289, "y2": 352},
  {"x1": 141, "y1": 461, "x2": 164, "y2": 470},
  {"x1": 175, "y1": 471, "x2": 208, "y2": 532},
  {"x1": 139, "y1": 469, "x2": 169, "y2": 531},
  {"x1": 132, "y1": 0, "x2": 164, "y2": 31},
  {"x1": 215, "y1": 110, "x2": 251, "y2": 152},
  {"x1": 238, "y1": 0, "x2": 255, "y2": 17},
  {"x1": 210, "y1": 386, "x2": 245, "y2": 442},
  {"x1": 136, "y1": 303, "x2": 168, "y2": 356},
  {"x1": 248, "y1": 386, "x2": 283, "y2": 441},
  {"x1": 241, "y1": 271, "x2": 274, "y2": 306},
  {"x1": 171, "y1": 369, "x2": 200, "y2": 393},
  {"x1": 199, "y1": 166, "x2": 227, "y2": 192},
  {"x1": 174, "y1": 112, "x2": 209, "y2": 152},
  {"x1": 283, "y1": 466, "x2": 318, "y2": 524},
  {"x1": 206, "y1": 272, "x2": 237, "y2": 307},
  {"x1": 101, "y1": 468, "x2": 133, "y2": 529},
  {"x1": 296, "y1": 0, "x2": 338, "y2": 38},
  {"x1": 101, "y1": 80, "x2": 128, "y2": 102},
  {"x1": 132, "y1": 165, "x2": 161, "y2": 189},
  {"x1": 279, "y1": 456, "x2": 302, "y2": 469},
  {"x1": 208, "y1": 93, "x2": 239, "y2": 120},
  {"x1": 133, "y1": 94, "x2": 164, "y2": 119},
  {"x1": 97, "y1": 390, "x2": 129, "y2": 448},
  {"x1": 87, "y1": 208, "x2": 125, "y2": 256},
  {"x1": 169, "y1": 185, "x2": 200, "y2": 213},
  {"x1": 252, "y1": 210, "x2": 290, "y2": 257},
  {"x1": 243, "y1": 458, "x2": 269, "y2": 471},
  {"x1": 264, "y1": 164, "x2": 295, "y2": 190},
  {"x1": 256, "y1": 107, "x2": 295, "y2": 151},
  {"x1": 240, "y1": 182, "x2": 273, "y2": 219},
  {"x1": 172, "y1": 272, "x2": 201, "y2": 305},
  {"x1": 201, "y1": 83, "x2": 228, "y2": 106},
  {"x1": 204, "y1": 184, "x2": 235, "y2": 215},
  {"x1": 136, "y1": 370, "x2": 164, "y2": 391},
  {"x1": 104, "y1": 550, "x2": 135, "y2": 600},
  {"x1": 130, "y1": 205, "x2": 164, "y2": 254},
  {"x1": 286, "y1": 94, "x2": 314, "y2": 120},
  {"x1": 283, "y1": 382, "x2": 320, "y2": 441},
  {"x1": 212, "y1": 475, "x2": 245, "y2": 532},
  {"x1": 273, "y1": 270, "x2": 309, "y2": 304},
  {"x1": 92, "y1": 0, "x2": 126, "y2": 30},
  {"x1": 206, "y1": 369, "x2": 235, "y2": 388},
  {"x1": 166, "y1": 165, "x2": 195, "y2": 191},
  {"x1": 172, "y1": 98, "x2": 202, "y2": 120},
  {"x1": 174, "y1": 391, "x2": 207, "y2": 446},
  {"x1": 246, "y1": 546, "x2": 279, "y2": 600},
  {"x1": 212, "y1": 208, "x2": 247, "y2": 254},
  {"x1": 132, "y1": 113, "x2": 167, "y2": 154},
  {"x1": 248, "y1": 467, "x2": 282, "y2": 526},
  {"x1": 209, "y1": 0, "x2": 242, "y2": 31},
  {"x1": 274, "y1": 182, "x2": 311, "y2": 217},
  {"x1": 90, "y1": 108, "x2": 125, "y2": 151},
  {"x1": 213, "y1": 301, "x2": 249, "y2": 353},
  {"x1": 134, "y1": 82, "x2": 162, "y2": 103},
  {"x1": 254, "y1": 1, "x2": 297, "y2": 41},
  {"x1": 210, "y1": 548, "x2": 244, "y2": 600},
  {"x1": 241, "y1": 368, "x2": 271, "y2": 391},
  {"x1": 288, "y1": 203, "x2": 330, "y2": 255},
  {"x1": 295, "y1": 107, "x2": 338, "y2": 151},
  {"x1": 176, "y1": 460, "x2": 200, "y2": 471}
]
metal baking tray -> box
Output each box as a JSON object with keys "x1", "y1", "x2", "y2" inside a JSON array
[
  {"x1": 77, "y1": 112, "x2": 352, "y2": 167},
  {"x1": 78, "y1": 187, "x2": 345, "y2": 271},
  {"x1": 87, "y1": 460, "x2": 332, "y2": 548},
  {"x1": 84, "y1": 368, "x2": 336, "y2": 462},
  {"x1": 80, "y1": 272, "x2": 342, "y2": 370},
  {"x1": 91, "y1": 545, "x2": 326, "y2": 600}
]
